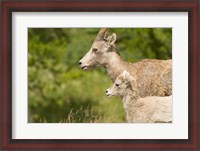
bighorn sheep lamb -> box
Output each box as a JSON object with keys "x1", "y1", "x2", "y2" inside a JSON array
[
  {"x1": 79, "y1": 28, "x2": 172, "y2": 97},
  {"x1": 106, "y1": 70, "x2": 172, "y2": 123}
]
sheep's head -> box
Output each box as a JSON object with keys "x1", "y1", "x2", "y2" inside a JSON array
[
  {"x1": 106, "y1": 70, "x2": 134, "y2": 97},
  {"x1": 79, "y1": 28, "x2": 117, "y2": 70}
]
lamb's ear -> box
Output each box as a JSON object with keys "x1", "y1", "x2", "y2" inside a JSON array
[
  {"x1": 108, "y1": 33, "x2": 117, "y2": 45},
  {"x1": 122, "y1": 70, "x2": 131, "y2": 82},
  {"x1": 123, "y1": 70, "x2": 135, "y2": 83}
]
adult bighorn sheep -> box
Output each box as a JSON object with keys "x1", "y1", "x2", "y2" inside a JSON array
[
  {"x1": 79, "y1": 28, "x2": 172, "y2": 97},
  {"x1": 106, "y1": 70, "x2": 172, "y2": 123}
]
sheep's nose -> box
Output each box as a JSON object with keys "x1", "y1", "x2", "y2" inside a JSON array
[
  {"x1": 79, "y1": 61, "x2": 82, "y2": 65},
  {"x1": 106, "y1": 90, "x2": 108, "y2": 93}
]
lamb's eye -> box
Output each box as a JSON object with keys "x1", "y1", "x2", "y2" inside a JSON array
[
  {"x1": 115, "y1": 83, "x2": 119, "y2": 87},
  {"x1": 93, "y1": 48, "x2": 98, "y2": 52}
]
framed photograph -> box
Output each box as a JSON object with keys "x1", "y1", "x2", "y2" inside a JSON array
[{"x1": 1, "y1": 0, "x2": 199, "y2": 150}]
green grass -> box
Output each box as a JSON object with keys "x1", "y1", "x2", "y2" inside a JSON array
[{"x1": 28, "y1": 67, "x2": 126, "y2": 123}]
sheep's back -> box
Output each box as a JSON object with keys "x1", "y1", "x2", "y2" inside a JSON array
[
  {"x1": 129, "y1": 59, "x2": 172, "y2": 97},
  {"x1": 127, "y1": 96, "x2": 172, "y2": 123}
]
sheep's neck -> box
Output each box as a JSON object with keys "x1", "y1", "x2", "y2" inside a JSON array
[
  {"x1": 103, "y1": 49, "x2": 129, "y2": 82},
  {"x1": 122, "y1": 89, "x2": 137, "y2": 111}
]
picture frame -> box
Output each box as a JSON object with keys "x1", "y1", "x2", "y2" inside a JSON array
[{"x1": 0, "y1": 0, "x2": 199, "y2": 150}]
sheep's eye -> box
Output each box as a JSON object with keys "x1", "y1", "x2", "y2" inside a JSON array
[
  {"x1": 115, "y1": 83, "x2": 119, "y2": 87},
  {"x1": 93, "y1": 48, "x2": 98, "y2": 52}
]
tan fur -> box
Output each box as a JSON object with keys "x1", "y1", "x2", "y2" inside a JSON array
[
  {"x1": 106, "y1": 71, "x2": 172, "y2": 123},
  {"x1": 125, "y1": 95, "x2": 172, "y2": 123},
  {"x1": 80, "y1": 28, "x2": 172, "y2": 97}
]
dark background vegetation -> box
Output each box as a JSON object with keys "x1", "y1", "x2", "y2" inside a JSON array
[{"x1": 28, "y1": 28, "x2": 172, "y2": 123}]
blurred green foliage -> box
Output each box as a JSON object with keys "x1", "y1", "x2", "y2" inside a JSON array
[{"x1": 28, "y1": 28, "x2": 172, "y2": 123}]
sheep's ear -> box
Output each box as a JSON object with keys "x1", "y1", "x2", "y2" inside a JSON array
[
  {"x1": 108, "y1": 33, "x2": 116, "y2": 45},
  {"x1": 95, "y1": 28, "x2": 109, "y2": 41},
  {"x1": 122, "y1": 70, "x2": 131, "y2": 81}
]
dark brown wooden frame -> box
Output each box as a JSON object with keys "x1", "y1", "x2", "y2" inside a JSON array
[{"x1": 0, "y1": 0, "x2": 199, "y2": 150}]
